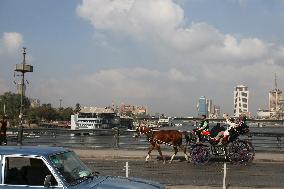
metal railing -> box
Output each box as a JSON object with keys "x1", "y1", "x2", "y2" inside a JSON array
[{"x1": 4, "y1": 127, "x2": 284, "y2": 151}]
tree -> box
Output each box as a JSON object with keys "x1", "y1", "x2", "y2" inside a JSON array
[
  {"x1": 0, "y1": 92, "x2": 30, "y2": 122},
  {"x1": 37, "y1": 104, "x2": 58, "y2": 122},
  {"x1": 57, "y1": 107, "x2": 74, "y2": 121},
  {"x1": 74, "y1": 103, "x2": 81, "y2": 113}
]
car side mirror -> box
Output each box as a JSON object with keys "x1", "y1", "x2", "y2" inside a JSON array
[{"x1": 44, "y1": 175, "x2": 52, "y2": 187}]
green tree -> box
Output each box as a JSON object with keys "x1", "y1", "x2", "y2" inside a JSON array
[
  {"x1": 57, "y1": 107, "x2": 74, "y2": 121},
  {"x1": 74, "y1": 103, "x2": 81, "y2": 113},
  {"x1": 26, "y1": 107, "x2": 41, "y2": 124},
  {"x1": 36, "y1": 104, "x2": 58, "y2": 122},
  {"x1": 0, "y1": 92, "x2": 30, "y2": 123}
]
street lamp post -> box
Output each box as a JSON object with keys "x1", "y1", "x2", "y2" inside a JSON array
[{"x1": 14, "y1": 47, "x2": 33, "y2": 145}]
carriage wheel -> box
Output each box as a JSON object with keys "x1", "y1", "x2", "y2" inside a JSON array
[
  {"x1": 191, "y1": 145, "x2": 211, "y2": 165},
  {"x1": 227, "y1": 140, "x2": 255, "y2": 165}
]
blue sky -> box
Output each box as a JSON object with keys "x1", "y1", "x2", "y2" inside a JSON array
[{"x1": 1, "y1": 0, "x2": 284, "y2": 116}]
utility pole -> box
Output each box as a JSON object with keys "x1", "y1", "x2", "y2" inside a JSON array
[{"x1": 14, "y1": 47, "x2": 33, "y2": 145}]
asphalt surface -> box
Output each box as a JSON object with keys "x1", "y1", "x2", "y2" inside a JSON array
[{"x1": 73, "y1": 149, "x2": 284, "y2": 189}]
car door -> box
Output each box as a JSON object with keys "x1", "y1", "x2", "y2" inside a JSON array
[{"x1": 0, "y1": 155, "x2": 64, "y2": 189}]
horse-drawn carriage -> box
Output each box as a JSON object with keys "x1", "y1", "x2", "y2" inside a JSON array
[{"x1": 135, "y1": 115, "x2": 255, "y2": 165}]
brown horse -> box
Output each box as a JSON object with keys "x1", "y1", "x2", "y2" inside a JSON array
[{"x1": 135, "y1": 125, "x2": 191, "y2": 163}]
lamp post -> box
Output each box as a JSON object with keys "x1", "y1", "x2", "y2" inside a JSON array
[{"x1": 14, "y1": 47, "x2": 33, "y2": 145}]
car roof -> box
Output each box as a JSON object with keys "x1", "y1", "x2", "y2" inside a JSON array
[{"x1": 0, "y1": 146, "x2": 70, "y2": 157}]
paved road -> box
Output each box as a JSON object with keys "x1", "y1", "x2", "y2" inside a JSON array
[
  {"x1": 73, "y1": 149, "x2": 284, "y2": 189},
  {"x1": 84, "y1": 159, "x2": 284, "y2": 188}
]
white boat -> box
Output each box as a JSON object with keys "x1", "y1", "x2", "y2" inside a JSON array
[{"x1": 70, "y1": 107, "x2": 119, "y2": 130}]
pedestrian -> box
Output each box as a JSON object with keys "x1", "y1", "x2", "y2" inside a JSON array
[{"x1": 0, "y1": 115, "x2": 8, "y2": 145}]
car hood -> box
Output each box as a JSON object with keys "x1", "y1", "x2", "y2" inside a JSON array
[{"x1": 72, "y1": 176, "x2": 165, "y2": 189}]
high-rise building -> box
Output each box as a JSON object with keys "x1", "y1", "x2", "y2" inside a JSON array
[
  {"x1": 269, "y1": 89, "x2": 282, "y2": 112},
  {"x1": 197, "y1": 96, "x2": 220, "y2": 118},
  {"x1": 207, "y1": 99, "x2": 215, "y2": 118},
  {"x1": 269, "y1": 74, "x2": 282, "y2": 112},
  {"x1": 197, "y1": 96, "x2": 208, "y2": 117},
  {"x1": 268, "y1": 74, "x2": 283, "y2": 118},
  {"x1": 214, "y1": 105, "x2": 221, "y2": 118},
  {"x1": 233, "y1": 85, "x2": 249, "y2": 117}
]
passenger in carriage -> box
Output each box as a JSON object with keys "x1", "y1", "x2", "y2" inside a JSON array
[
  {"x1": 213, "y1": 113, "x2": 247, "y2": 145},
  {"x1": 210, "y1": 123, "x2": 225, "y2": 138},
  {"x1": 213, "y1": 113, "x2": 237, "y2": 145},
  {"x1": 194, "y1": 114, "x2": 209, "y2": 142}
]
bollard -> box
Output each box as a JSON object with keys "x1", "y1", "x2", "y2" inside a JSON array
[
  {"x1": 125, "y1": 162, "x2": 129, "y2": 178},
  {"x1": 223, "y1": 163, "x2": 227, "y2": 189}
]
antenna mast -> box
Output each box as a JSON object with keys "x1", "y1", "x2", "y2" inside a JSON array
[{"x1": 14, "y1": 47, "x2": 33, "y2": 145}]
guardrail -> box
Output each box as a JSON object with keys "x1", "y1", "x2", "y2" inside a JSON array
[{"x1": 4, "y1": 128, "x2": 284, "y2": 152}]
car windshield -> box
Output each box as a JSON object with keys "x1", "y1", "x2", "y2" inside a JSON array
[{"x1": 49, "y1": 151, "x2": 94, "y2": 185}]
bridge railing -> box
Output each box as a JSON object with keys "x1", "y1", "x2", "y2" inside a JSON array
[{"x1": 4, "y1": 128, "x2": 284, "y2": 152}]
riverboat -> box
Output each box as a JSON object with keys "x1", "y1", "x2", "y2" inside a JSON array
[{"x1": 70, "y1": 107, "x2": 119, "y2": 130}]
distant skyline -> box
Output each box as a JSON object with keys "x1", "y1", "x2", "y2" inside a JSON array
[{"x1": 1, "y1": 0, "x2": 284, "y2": 116}]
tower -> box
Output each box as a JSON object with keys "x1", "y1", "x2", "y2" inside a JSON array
[
  {"x1": 269, "y1": 73, "x2": 282, "y2": 112},
  {"x1": 14, "y1": 47, "x2": 33, "y2": 145},
  {"x1": 197, "y1": 96, "x2": 208, "y2": 117},
  {"x1": 269, "y1": 73, "x2": 282, "y2": 118},
  {"x1": 233, "y1": 85, "x2": 249, "y2": 117}
]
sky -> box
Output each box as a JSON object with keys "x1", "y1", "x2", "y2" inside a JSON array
[{"x1": 1, "y1": 0, "x2": 284, "y2": 117}]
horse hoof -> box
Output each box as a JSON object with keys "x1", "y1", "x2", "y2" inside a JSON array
[{"x1": 163, "y1": 161, "x2": 166, "y2": 164}]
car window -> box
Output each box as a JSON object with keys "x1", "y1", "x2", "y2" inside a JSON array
[
  {"x1": 50, "y1": 151, "x2": 93, "y2": 185},
  {"x1": 4, "y1": 157, "x2": 58, "y2": 186}
]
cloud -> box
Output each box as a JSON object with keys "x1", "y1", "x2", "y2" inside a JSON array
[
  {"x1": 77, "y1": 0, "x2": 275, "y2": 64},
  {"x1": 77, "y1": 0, "x2": 184, "y2": 37},
  {"x1": 72, "y1": 0, "x2": 284, "y2": 115},
  {"x1": 221, "y1": 35, "x2": 268, "y2": 60},
  {"x1": 168, "y1": 68, "x2": 195, "y2": 82},
  {"x1": 0, "y1": 32, "x2": 23, "y2": 54}
]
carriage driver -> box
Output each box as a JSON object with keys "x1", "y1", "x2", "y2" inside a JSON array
[{"x1": 194, "y1": 114, "x2": 209, "y2": 142}]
